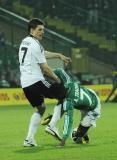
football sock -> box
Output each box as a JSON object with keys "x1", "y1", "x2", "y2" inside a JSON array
[
  {"x1": 49, "y1": 104, "x2": 62, "y2": 128},
  {"x1": 26, "y1": 112, "x2": 41, "y2": 141},
  {"x1": 76, "y1": 124, "x2": 90, "y2": 138}
]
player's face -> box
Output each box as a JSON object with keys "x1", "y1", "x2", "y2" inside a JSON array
[{"x1": 31, "y1": 25, "x2": 44, "y2": 40}]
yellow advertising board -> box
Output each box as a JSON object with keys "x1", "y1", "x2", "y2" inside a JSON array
[
  {"x1": 0, "y1": 84, "x2": 114, "y2": 106},
  {"x1": 85, "y1": 84, "x2": 114, "y2": 101},
  {"x1": 0, "y1": 88, "x2": 57, "y2": 106}
]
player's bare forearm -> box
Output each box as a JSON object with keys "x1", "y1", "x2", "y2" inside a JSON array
[
  {"x1": 45, "y1": 51, "x2": 71, "y2": 64},
  {"x1": 40, "y1": 63, "x2": 61, "y2": 83}
]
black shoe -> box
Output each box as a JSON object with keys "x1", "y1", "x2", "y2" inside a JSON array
[
  {"x1": 75, "y1": 137, "x2": 83, "y2": 144},
  {"x1": 74, "y1": 135, "x2": 89, "y2": 144},
  {"x1": 83, "y1": 134, "x2": 89, "y2": 143}
]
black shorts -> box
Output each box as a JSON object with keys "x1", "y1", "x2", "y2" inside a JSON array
[{"x1": 23, "y1": 80, "x2": 53, "y2": 107}]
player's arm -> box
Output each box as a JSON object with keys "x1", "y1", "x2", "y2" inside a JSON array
[
  {"x1": 54, "y1": 68, "x2": 72, "y2": 84},
  {"x1": 34, "y1": 45, "x2": 61, "y2": 83},
  {"x1": 45, "y1": 51, "x2": 71, "y2": 65},
  {"x1": 40, "y1": 62, "x2": 60, "y2": 83},
  {"x1": 60, "y1": 99, "x2": 74, "y2": 146}
]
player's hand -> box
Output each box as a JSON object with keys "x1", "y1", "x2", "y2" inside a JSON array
[
  {"x1": 59, "y1": 55, "x2": 71, "y2": 65},
  {"x1": 59, "y1": 139, "x2": 66, "y2": 147},
  {"x1": 56, "y1": 76, "x2": 61, "y2": 83}
]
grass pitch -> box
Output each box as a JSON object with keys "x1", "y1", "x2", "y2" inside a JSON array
[{"x1": 0, "y1": 103, "x2": 117, "y2": 160}]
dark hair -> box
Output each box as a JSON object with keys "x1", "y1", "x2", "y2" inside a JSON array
[
  {"x1": 28, "y1": 18, "x2": 45, "y2": 33},
  {"x1": 50, "y1": 83, "x2": 67, "y2": 100}
]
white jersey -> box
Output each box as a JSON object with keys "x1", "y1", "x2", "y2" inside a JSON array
[{"x1": 18, "y1": 36, "x2": 46, "y2": 88}]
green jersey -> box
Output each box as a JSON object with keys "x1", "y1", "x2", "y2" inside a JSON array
[
  {"x1": 54, "y1": 68, "x2": 98, "y2": 110},
  {"x1": 54, "y1": 68, "x2": 98, "y2": 140}
]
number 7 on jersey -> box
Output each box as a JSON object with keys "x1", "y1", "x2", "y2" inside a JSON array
[{"x1": 21, "y1": 47, "x2": 28, "y2": 63}]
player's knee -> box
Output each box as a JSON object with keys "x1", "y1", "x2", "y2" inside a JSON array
[{"x1": 36, "y1": 105, "x2": 46, "y2": 116}]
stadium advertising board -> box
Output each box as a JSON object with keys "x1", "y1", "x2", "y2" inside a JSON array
[
  {"x1": 0, "y1": 84, "x2": 113, "y2": 105},
  {"x1": 0, "y1": 88, "x2": 57, "y2": 106}
]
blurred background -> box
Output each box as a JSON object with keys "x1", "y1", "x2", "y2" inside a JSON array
[{"x1": 0, "y1": 0, "x2": 117, "y2": 102}]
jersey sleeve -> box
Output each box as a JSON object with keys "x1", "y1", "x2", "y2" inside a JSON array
[{"x1": 62, "y1": 99, "x2": 74, "y2": 140}]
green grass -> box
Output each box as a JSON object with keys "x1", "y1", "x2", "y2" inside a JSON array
[{"x1": 0, "y1": 103, "x2": 117, "y2": 160}]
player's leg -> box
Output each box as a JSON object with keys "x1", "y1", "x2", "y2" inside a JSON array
[
  {"x1": 72, "y1": 110, "x2": 90, "y2": 144},
  {"x1": 47, "y1": 101, "x2": 64, "y2": 128},
  {"x1": 75, "y1": 99, "x2": 101, "y2": 144},
  {"x1": 23, "y1": 81, "x2": 49, "y2": 147},
  {"x1": 75, "y1": 110, "x2": 90, "y2": 143},
  {"x1": 45, "y1": 102, "x2": 64, "y2": 141},
  {"x1": 74, "y1": 92, "x2": 101, "y2": 144},
  {"x1": 71, "y1": 125, "x2": 89, "y2": 144},
  {"x1": 75, "y1": 125, "x2": 90, "y2": 144},
  {"x1": 24, "y1": 103, "x2": 46, "y2": 147}
]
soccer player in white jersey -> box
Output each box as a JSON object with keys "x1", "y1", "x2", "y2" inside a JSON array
[{"x1": 18, "y1": 18, "x2": 71, "y2": 147}]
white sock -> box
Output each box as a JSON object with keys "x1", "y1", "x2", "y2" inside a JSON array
[
  {"x1": 49, "y1": 104, "x2": 62, "y2": 128},
  {"x1": 26, "y1": 112, "x2": 41, "y2": 141}
]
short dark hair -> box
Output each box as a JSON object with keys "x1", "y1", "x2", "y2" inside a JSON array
[{"x1": 28, "y1": 18, "x2": 45, "y2": 33}]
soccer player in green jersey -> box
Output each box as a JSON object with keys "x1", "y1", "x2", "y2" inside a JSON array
[{"x1": 42, "y1": 68, "x2": 101, "y2": 146}]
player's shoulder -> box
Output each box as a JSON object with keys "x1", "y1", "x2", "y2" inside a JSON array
[
  {"x1": 22, "y1": 36, "x2": 32, "y2": 42},
  {"x1": 22, "y1": 36, "x2": 39, "y2": 46}
]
